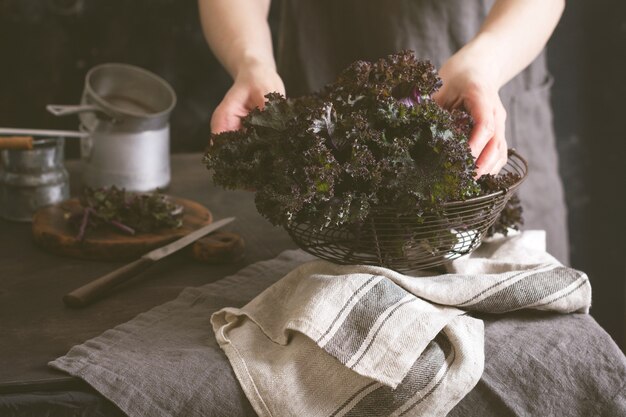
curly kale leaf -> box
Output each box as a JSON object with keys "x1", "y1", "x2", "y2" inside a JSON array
[
  {"x1": 478, "y1": 173, "x2": 524, "y2": 236},
  {"x1": 72, "y1": 186, "x2": 183, "y2": 241},
  {"x1": 204, "y1": 50, "x2": 521, "y2": 233}
]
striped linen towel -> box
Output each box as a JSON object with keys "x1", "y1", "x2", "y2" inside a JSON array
[{"x1": 211, "y1": 231, "x2": 591, "y2": 417}]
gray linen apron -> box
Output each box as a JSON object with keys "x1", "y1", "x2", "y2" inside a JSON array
[{"x1": 277, "y1": 0, "x2": 570, "y2": 264}]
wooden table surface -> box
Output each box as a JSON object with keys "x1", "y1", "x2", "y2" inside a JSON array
[{"x1": 0, "y1": 153, "x2": 296, "y2": 393}]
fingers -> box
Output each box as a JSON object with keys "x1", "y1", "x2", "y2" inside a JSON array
[
  {"x1": 433, "y1": 83, "x2": 463, "y2": 111},
  {"x1": 475, "y1": 104, "x2": 507, "y2": 176},
  {"x1": 465, "y1": 94, "x2": 495, "y2": 159},
  {"x1": 210, "y1": 85, "x2": 256, "y2": 134},
  {"x1": 210, "y1": 72, "x2": 284, "y2": 134},
  {"x1": 435, "y1": 59, "x2": 508, "y2": 177},
  {"x1": 211, "y1": 101, "x2": 244, "y2": 134}
]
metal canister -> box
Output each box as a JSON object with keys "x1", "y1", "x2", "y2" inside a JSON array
[
  {"x1": 0, "y1": 138, "x2": 69, "y2": 221},
  {"x1": 47, "y1": 63, "x2": 177, "y2": 192}
]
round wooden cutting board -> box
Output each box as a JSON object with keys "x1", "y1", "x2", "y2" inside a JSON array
[{"x1": 32, "y1": 197, "x2": 213, "y2": 261}]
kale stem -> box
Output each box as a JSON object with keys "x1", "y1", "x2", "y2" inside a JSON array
[
  {"x1": 108, "y1": 220, "x2": 136, "y2": 235},
  {"x1": 76, "y1": 207, "x2": 92, "y2": 242},
  {"x1": 326, "y1": 136, "x2": 339, "y2": 152}
]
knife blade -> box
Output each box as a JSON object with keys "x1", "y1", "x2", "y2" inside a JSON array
[
  {"x1": 63, "y1": 217, "x2": 235, "y2": 308},
  {"x1": 143, "y1": 217, "x2": 235, "y2": 261}
]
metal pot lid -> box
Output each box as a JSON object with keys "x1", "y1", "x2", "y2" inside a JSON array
[{"x1": 83, "y1": 63, "x2": 177, "y2": 121}]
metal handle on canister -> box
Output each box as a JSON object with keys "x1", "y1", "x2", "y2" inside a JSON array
[{"x1": 46, "y1": 104, "x2": 113, "y2": 118}]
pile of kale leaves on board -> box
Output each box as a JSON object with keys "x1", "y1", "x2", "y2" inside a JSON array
[
  {"x1": 68, "y1": 186, "x2": 184, "y2": 241},
  {"x1": 204, "y1": 51, "x2": 522, "y2": 236}
]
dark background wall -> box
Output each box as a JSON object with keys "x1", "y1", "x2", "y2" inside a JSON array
[
  {"x1": 1, "y1": 0, "x2": 624, "y2": 349},
  {"x1": 548, "y1": 1, "x2": 626, "y2": 349},
  {"x1": 0, "y1": 0, "x2": 228, "y2": 152}
]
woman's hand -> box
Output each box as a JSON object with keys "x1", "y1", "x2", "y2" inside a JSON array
[
  {"x1": 433, "y1": 50, "x2": 508, "y2": 177},
  {"x1": 199, "y1": 0, "x2": 281, "y2": 133},
  {"x1": 432, "y1": 0, "x2": 565, "y2": 177},
  {"x1": 211, "y1": 63, "x2": 286, "y2": 133}
]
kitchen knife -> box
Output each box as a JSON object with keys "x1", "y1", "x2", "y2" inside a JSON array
[{"x1": 63, "y1": 217, "x2": 235, "y2": 308}]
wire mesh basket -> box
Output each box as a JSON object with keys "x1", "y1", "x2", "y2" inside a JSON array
[{"x1": 285, "y1": 149, "x2": 528, "y2": 272}]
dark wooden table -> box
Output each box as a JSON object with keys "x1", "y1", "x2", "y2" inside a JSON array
[
  {"x1": 2, "y1": 154, "x2": 625, "y2": 417},
  {"x1": 0, "y1": 153, "x2": 297, "y2": 394}
]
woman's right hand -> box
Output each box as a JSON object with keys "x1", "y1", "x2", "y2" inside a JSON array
[{"x1": 211, "y1": 63, "x2": 286, "y2": 133}]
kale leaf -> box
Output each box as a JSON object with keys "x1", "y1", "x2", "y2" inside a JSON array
[
  {"x1": 204, "y1": 51, "x2": 521, "y2": 233},
  {"x1": 71, "y1": 186, "x2": 183, "y2": 241}
]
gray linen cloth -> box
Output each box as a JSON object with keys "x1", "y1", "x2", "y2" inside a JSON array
[
  {"x1": 49, "y1": 231, "x2": 615, "y2": 417},
  {"x1": 211, "y1": 231, "x2": 590, "y2": 417}
]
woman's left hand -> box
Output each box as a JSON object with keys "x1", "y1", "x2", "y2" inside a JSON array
[{"x1": 433, "y1": 53, "x2": 508, "y2": 177}]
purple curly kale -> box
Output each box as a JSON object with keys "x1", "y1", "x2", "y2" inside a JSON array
[
  {"x1": 70, "y1": 186, "x2": 183, "y2": 241},
  {"x1": 478, "y1": 173, "x2": 524, "y2": 236},
  {"x1": 204, "y1": 51, "x2": 520, "y2": 231}
]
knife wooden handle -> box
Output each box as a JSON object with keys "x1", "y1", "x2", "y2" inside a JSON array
[
  {"x1": 0, "y1": 136, "x2": 34, "y2": 150},
  {"x1": 189, "y1": 231, "x2": 245, "y2": 263},
  {"x1": 63, "y1": 257, "x2": 154, "y2": 308}
]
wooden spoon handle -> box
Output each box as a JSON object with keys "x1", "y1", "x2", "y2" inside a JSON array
[
  {"x1": 0, "y1": 136, "x2": 34, "y2": 150},
  {"x1": 63, "y1": 257, "x2": 155, "y2": 308}
]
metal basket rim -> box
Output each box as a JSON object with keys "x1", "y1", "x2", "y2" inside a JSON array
[{"x1": 283, "y1": 149, "x2": 527, "y2": 272}]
